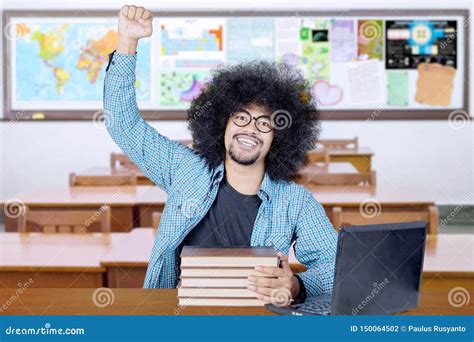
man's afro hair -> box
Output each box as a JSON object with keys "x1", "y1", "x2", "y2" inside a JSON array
[{"x1": 187, "y1": 60, "x2": 320, "y2": 183}]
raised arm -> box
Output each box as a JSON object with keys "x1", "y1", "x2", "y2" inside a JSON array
[{"x1": 104, "y1": 5, "x2": 192, "y2": 192}]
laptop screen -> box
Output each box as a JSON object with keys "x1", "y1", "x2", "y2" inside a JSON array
[{"x1": 330, "y1": 221, "x2": 427, "y2": 315}]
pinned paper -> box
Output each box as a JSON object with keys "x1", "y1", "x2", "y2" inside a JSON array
[
  {"x1": 330, "y1": 19, "x2": 356, "y2": 62},
  {"x1": 347, "y1": 59, "x2": 383, "y2": 104},
  {"x1": 387, "y1": 71, "x2": 409, "y2": 106},
  {"x1": 415, "y1": 63, "x2": 456, "y2": 106},
  {"x1": 312, "y1": 80, "x2": 344, "y2": 106},
  {"x1": 357, "y1": 20, "x2": 384, "y2": 61}
]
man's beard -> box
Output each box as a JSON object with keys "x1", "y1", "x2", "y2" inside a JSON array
[{"x1": 228, "y1": 143, "x2": 261, "y2": 166}]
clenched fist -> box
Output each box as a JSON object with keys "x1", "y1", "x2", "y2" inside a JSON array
[{"x1": 117, "y1": 5, "x2": 153, "y2": 54}]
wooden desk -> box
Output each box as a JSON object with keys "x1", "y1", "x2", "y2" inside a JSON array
[
  {"x1": 0, "y1": 288, "x2": 471, "y2": 315},
  {"x1": 101, "y1": 228, "x2": 154, "y2": 288},
  {"x1": 81, "y1": 163, "x2": 360, "y2": 188},
  {"x1": 2, "y1": 186, "x2": 167, "y2": 232},
  {"x1": 308, "y1": 183, "x2": 439, "y2": 234},
  {"x1": 2, "y1": 180, "x2": 437, "y2": 233},
  {"x1": 137, "y1": 183, "x2": 439, "y2": 233},
  {"x1": 2, "y1": 229, "x2": 471, "y2": 303},
  {"x1": 79, "y1": 166, "x2": 154, "y2": 186},
  {"x1": 0, "y1": 233, "x2": 110, "y2": 288},
  {"x1": 311, "y1": 147, "x2": 374, "y2": 173}
]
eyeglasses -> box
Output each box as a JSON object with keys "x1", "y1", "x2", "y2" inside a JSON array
[{"x1": 229, "y1": 109, "x2": 274, "y2": 133}]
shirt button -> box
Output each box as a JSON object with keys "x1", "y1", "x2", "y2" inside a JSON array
[{"x1": 111, "y1": 61, "x2": 115, "y2": 65}]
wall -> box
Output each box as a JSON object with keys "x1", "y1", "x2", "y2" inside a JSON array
[{"x1": 1, "y1": 0, "x2": 473, "y2": 204}]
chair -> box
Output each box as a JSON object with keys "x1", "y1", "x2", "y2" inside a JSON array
[
  {"x1": 330, "y1": 205, "x2": 438, "y2": 234},
  {"x1": 317, "y1": 137, "x2": 358, "y2": 150},
  {"x1": 299, "y1": 149, "x2": 376, "y2": 189},
  {"x1": 306, "y1": 150, "x2": 330, "y2": 168},
  {"x1": 69, "y1": 172, "x2": 137, "y2": 186},
  {"x1": 295, "y1": 150, "x2": 330, "y2": 184},
  {"x1": 18, "y1": 205, "x2": 112, "y2": 233}
]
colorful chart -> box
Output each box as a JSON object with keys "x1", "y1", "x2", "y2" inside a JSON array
[
  {"x1": 6, "y1": 15, "x2": 464, "y2": 113},
  {"x1": 159, "y1": 71, "x2": 210, "y2": 107}
]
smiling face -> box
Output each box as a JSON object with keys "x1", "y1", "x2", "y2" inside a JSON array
[{"x1": 224, "y1": 103, "x2": 275, "y2": 166}]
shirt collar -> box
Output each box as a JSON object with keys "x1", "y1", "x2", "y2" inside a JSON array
[{"x1": 212, "y1": 162, "x2": 275, "y2": 202}]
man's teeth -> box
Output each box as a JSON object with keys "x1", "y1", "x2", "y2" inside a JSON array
[{"x1": 237, "y1": 137, "x2": 258, "y2": 146}]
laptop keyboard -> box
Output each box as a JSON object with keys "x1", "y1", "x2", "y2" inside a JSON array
[
  {"x1": 266, "y1": 294, "x2": 332, "y2": 316},
  {"x1": 291, "y1": 296, "x2": 332, "y2": 315}
]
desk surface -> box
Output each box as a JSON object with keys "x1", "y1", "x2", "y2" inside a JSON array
[
  {"x1": 80, "y1": 166, "x2": 145, "y2": 177},
  {"x1": 0, "y1": 288, "x2": 470, "y2": 315},
  {"x1": 88, "y1": 163, "x2": 359, "y2": 176},
  {"x1": 2, "y1": 182, "x2": 437, "y2": 207},
  {"x1": 1, "y1": 230, "x2": 472, "y2": 275},
  {"x1": 319, "y1": 147, "x2": 374, "y2": 157},
  {"x1": 1, "y1": 186, "x2": 168, "y2": 206},
  {"x1": 0, "y1": 232, "x2": 112, "y2": 271}
]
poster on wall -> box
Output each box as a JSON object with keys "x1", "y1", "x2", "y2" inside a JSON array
[
  {"x1": 3, "y1": 11, "x2": 466, "y2": 120},
  {"x1": 10, "y1": 17, "x2": 153, "y2": 110}
]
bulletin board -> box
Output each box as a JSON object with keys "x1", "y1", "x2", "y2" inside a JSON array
[{"x1": 2, "y1": 9, "x2": 470, "y2": 120}]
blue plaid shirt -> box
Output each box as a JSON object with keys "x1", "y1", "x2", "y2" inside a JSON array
[{"x1": 103, "y1": 51, "x2": 338, "y2": 297}]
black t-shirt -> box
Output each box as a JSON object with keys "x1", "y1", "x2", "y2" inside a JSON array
[{"x1": 181, "y1": 177, "x2": 262, "y2": 247}]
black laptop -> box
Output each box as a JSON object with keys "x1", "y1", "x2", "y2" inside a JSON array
[{"x1": 266, "y1": 221, "x2": 427, "y2": 315}]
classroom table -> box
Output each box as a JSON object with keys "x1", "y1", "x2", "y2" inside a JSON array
[
  {"x1": 1, "y1": 229, "x2": 472, "y2": 311},
  {"x1": 0, "y1": 232, "x2": 112, "y2": 288},
  {"x1": 308, "y1": 183, "x2": 440, "y2": 234},
  {"x1": 78, "y1": 162, "x2": 362, "y2": 188},
  {"x1": 2, "y1": 179, "x2": 438, "y2": 233},
  {"x1": 133, "y1": 182, "x2": 439, "y2": 233},
  {"x1": 0, "y1": 288, "x2": 471, "y2": 315},
  {"x1": 1, "y1": 186, "x2": 167, "y2": 232}
]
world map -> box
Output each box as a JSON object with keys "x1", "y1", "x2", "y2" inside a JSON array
[{"x1": 14, "y1": 21, "x2": 151, "y2": 103}]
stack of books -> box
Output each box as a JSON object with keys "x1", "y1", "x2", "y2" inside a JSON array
[{"x1": 178, "y1": 246, "x2": 279, "y2": 307}]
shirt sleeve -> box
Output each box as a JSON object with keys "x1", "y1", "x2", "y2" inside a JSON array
[
  {"x1": 293, "y1": 191, "x2": 338, "y2": 297},
  {"x1": 103, "y1": 50, "x2": 193, "y2": 192}
]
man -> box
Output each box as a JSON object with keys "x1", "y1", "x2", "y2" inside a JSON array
[{"x1": 104, "y1": 5, "x2": 337, "y2": 305}]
